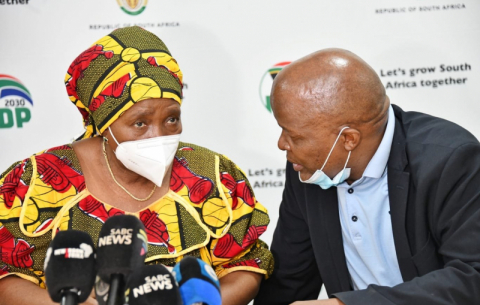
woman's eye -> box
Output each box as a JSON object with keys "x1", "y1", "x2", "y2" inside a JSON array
[
  {"x1": 134, "y1": 121, "x2": 145, "y2": 127},
  {"x1": 167, "y1": 117, "x2": 178, "y2": 124}
]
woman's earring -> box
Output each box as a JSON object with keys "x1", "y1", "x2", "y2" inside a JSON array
[{"x1": 103, "y1": 137, "x2": 108, "y2": 143}]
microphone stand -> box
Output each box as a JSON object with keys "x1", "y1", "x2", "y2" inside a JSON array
[
  {"x1": 107, "y1": 274, "x2": 125, "y2": 305},
  {"x1": 60, "y1": 289, "x2": 79, "y2": 305}
]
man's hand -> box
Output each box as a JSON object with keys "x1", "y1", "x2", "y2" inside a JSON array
[{"x1": 291, "y1": 299, "x2": 345, "y2": 305}]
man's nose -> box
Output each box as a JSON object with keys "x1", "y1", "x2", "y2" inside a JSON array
[{"x1": 278, "y1": 132, "x2": 289, "y2": 151}]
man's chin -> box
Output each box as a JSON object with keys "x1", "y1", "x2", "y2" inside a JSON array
[
  {"x1": 299, "y1": 171, "x2": 315, "y2": 182},
  {"x1": 291, "y1": 163, "x2": 316, "y2": 181}
]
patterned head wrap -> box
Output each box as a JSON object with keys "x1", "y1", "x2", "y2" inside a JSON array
[{"x1": 65, "y1": 26, "x2": 183, "y2": 140}]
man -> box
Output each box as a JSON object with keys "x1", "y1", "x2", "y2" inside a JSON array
[{"x1": 254, "y1": 49, "x2": 480, "y2": 304}]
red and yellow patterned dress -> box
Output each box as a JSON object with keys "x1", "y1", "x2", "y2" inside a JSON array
[{"x1": 0, "y1": 142, "x2": 273, "y2": 288}]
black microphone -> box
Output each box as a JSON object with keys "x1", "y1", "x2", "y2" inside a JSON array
[
  {"x1": 96, "y1": 215, "x2": 148, "y2": 305},
  {"x1": 124, "y1": 264, "x2": 183, "y2": 305},
  {"x1": 172, "y1": 256, "x2": 221, "y2": 305},
  {"x1": 44, "y1": 230, "x2": 96, "y2": 305}
]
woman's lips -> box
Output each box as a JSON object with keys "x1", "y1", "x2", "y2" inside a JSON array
[{"x1": 292, "y1": 163, "x2": 304, "y2": 171}]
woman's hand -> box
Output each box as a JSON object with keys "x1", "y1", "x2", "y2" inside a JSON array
[
  {"x1": 83, "y1": 289, "x2": 98, "y2": 305},
  {"x1": 82, "y1": 297, "x2": 99, "y2": 305}
]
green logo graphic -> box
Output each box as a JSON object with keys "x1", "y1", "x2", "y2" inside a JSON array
[
  {"x1": 0, "y1": 74, "x2": 32, "y2": 128},
  {"x1": 259, "y1": 62, "x2": 290, "y2": 112}
]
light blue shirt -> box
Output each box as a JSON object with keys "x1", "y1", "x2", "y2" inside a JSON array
[{"x1": 336, "y1": 105, "x2": 403, "y2": 290}]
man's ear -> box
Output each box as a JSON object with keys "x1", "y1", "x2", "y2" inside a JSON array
[{"x1": 343, "y1": 128, "x2": 361, "y2": 151}]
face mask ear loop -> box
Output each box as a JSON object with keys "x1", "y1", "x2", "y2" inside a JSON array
[
  {"x1": 320, "y1": 126, "x2": 350, "y2": 171},
  {"x1": 107, "y1": 126, "x2": 121, "y2": 154},
  {"x1": 343, "y1": 151, "x2": 352, "y2": 170}
]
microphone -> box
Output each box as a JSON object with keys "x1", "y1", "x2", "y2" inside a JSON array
[
  {"x1": 124, "y1": 264, "x2": 183, "y2": 305},
  {"x1": 44, "y1": 230, "x2": 96, "y2": 305},
  {"x1": 172, "y1": 256, "x2": 221, "y2": 305},
  {"x1": 96, "y1": 215, "x2": 148, "y2": 305}
]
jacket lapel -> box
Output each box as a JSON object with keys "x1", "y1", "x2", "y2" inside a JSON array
[
  {"x1": 307, "y1": 185, "x2": 351, "y2": 293},
  {"x1": 388, "y1": 106, "x2": 417, "y2": 281}
]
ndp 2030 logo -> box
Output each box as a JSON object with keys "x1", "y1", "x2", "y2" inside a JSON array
[
  {"x1": 259, "y1": 62, "x2": 290, "y2": 113},
  {"x1": 0, "y1": 74, "x2": 32, "y2": 128}
]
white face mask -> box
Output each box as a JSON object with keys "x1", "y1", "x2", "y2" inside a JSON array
[
  {"x1": 299, "y1": 126, "x2": 351, "y2": 189},
  {"x1": 108, "y1": 127, "x2": 181, "y2": 187}
]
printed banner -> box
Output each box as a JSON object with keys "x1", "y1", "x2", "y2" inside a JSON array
[{"x1": 1, "y1": 2, "x2": 479, "y2": 285}]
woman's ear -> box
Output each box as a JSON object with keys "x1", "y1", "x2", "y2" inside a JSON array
[
  {"x1": 101, "y1": 128, "x2": 110, "y2": 142},
  {"x1": 101, "y1": 127, "x2": 118, "y2": 151}
]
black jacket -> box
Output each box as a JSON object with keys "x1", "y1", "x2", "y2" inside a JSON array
[{"x1": 255, "y1": 105, "x2": 480, "y2": 304}]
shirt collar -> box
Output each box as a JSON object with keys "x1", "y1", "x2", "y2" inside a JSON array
[{"x1": 360, "y1": 105, "x2": 395, "y2": 179}]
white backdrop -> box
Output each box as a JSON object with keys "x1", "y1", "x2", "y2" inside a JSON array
[{"x1": 1, "y1": 0, "x2": 479, "y2": 298}]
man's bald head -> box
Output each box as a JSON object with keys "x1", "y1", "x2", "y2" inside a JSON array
[
  {"x1": 272, "y1": 48, "x2": 388, "y2": 131},
  {"x1": 272, "y1": 48, "x2": 391, "y2": 182}
]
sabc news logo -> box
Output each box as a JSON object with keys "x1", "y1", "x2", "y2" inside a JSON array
[
  {"x1": 0, "y1": 74, "x2": 33, "y2": 128},
  {"x1": 259, "y1": 62, "x2": 290, "y2": 113}
]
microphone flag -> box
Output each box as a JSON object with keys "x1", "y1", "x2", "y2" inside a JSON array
[
  {"x1": 124, "y1": 264, "x2": 183, "y2": 305},
  {"x1": 45, "y1": 230, "x2": 96, "y2": 304},
  {"x1": 96, "y1": 215, "x2": 148, "y2": 305},
  {"x1": 172, "y1": 256, "x2": 221, "y2": 305}
]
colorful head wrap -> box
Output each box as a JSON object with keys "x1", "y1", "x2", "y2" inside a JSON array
[{"x1": 65, "y1": 26, "x2": 183, "y2": 140}]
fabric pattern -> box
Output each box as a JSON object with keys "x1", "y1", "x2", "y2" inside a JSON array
[
  {"x1": 65, "y1": 26, "x2": 184, "y2": 139},
  {"x1": 0, "y1": 142, "x2": 273, "y2": 288}
]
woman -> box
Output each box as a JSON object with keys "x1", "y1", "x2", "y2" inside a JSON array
[{"x1": 0, "y1": 26, "x2": 272, "y2": 305}]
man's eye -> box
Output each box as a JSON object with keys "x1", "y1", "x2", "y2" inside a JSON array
[{"x1": 290, "y1": 136, "x2": 300, "y2": 143}]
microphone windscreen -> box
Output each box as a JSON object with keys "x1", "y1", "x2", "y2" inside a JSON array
[
  {"x1": 124, "y1": 264, "x2": 182, "y2": 305},
  {"x1": 96, "y1": 215, "x2": 148, "y2": 281},
  {"x1": 44, "y1": 230, "x2": 96, "y2": 303},
  {"x1": 172, "y1": 256, "x2": 221, "y2": 305}
]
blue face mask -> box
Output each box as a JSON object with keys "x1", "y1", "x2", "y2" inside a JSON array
[{"x1": 299, "y1": 126, "x2": 351, "y2": 189}]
